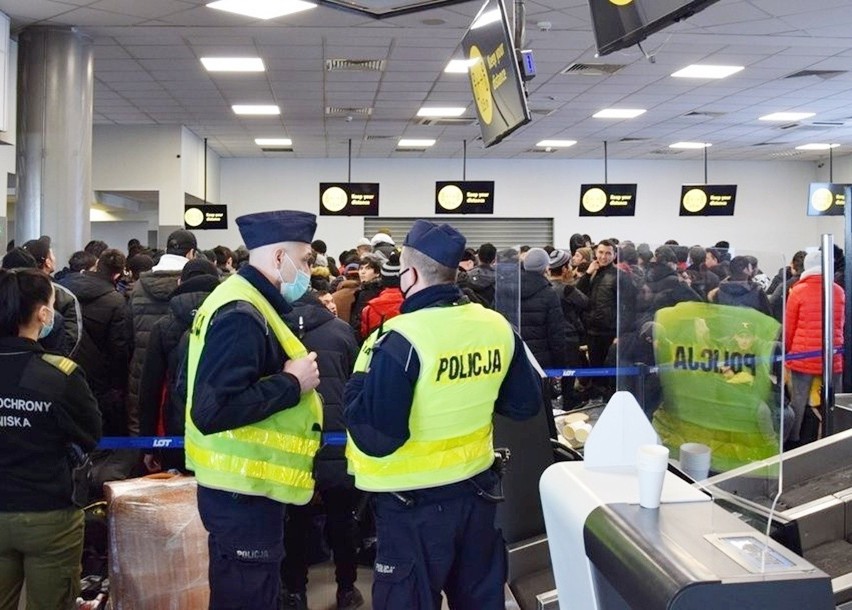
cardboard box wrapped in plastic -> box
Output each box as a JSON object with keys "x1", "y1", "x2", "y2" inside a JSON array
[{"x1": 105, "y1": 474, "x2": 209, "y2": 609}]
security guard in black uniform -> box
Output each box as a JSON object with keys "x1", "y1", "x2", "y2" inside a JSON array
[
  {"x1": 344, "y1": 220, "x2": 541, "y2": 609},
  {"x1": 0, "y1": 268, "x2": 102, "y2": 609}
]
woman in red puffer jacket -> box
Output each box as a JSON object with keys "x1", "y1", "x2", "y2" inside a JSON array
[{"x1": 784, "y1": 251, "x2": 845, "y2": 443}]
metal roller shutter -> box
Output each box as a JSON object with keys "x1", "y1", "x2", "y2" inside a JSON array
[{"x1": 363, "y1": 218, "x2": 553, "y2": 250}]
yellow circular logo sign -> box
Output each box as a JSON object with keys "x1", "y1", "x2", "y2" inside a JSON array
[
  {"x1": 321, "y1": 186, "x2": 349, "y2": 212},
  {"x1": 582, "y1": 188, "x2": 608, "y2": 213},
  {"x1": 811, "y1": 187, "x2": 834, "y2": 213},
  {"x1": 609, "y1": 0, "x2": 634, "y2": 5},
  {"x1": 184, "y1": 207, "x2": 204, "y2": 227},
  {"x1": 682, "y1": 188, "x2": 708, "y2": 213},
  {"x1": 468, "y1": 45, "x2": 493, "y2": 126},
  {"x1": 437, "y1": 185, "x2": 464, "y2": 211}
]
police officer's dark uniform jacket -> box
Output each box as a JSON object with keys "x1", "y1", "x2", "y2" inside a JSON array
[{"x1": 0, "y1": 337, "x2": 102, "y2": 511}]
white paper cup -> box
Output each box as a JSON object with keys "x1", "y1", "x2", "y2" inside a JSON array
[
  {"x1": 637, "y1": 444, "x2": 669, "y2": 509},
  {"x1": 679, "y1": 443, "x2": 711, "y2": 481}
]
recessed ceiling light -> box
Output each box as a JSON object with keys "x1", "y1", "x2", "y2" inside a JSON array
[
  {"x1": 417, "y1": 107, "x2": 466, "y2": 118},
  {"x1": 255, "y1": 138, "x2": 292, "y2": 146},
  {"x1": 206, "y1": 0, "x2": 316, "y2": 20},
  {"x1": 671, "y1": 64, "x2": 744, "y2": 79},
  {"x1": 536, "y1": 139, "x2": 577, "y2": 147},
  {"x1": 398, "y1": 138, "x2": 435, "y2": 147},
  {"x1": 796, "y1": 143, "x2": 840, "y2": 151},
  {"x1": 670, "y1": 142, "x2": 712, "y2": 149},
  {"x1": 593, "y1": 108, "x2": 646, "y2": 119},
  {"x1": 201, "y1": 57, "x2": 265, "y2": 72},
  {"x1": 232, "y1": 104, "x2": 280, "y2": 115},
  {"x1": 759, "y1": 112, "x2": 816, "y2": 122},
  {"x1": 444, "y1": 59, "x2": 476, "y2": 74}
]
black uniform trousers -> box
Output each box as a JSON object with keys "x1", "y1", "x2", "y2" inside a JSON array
[
  {"x1": 197, "y1": 485, "x2": 286, "y2": 610},
  {"x1": 371, "y1": 470, "x2": 506, "y2": 610}
]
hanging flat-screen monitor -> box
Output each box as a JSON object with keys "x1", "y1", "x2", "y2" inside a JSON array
[
  {"x1": 462, "y1": 0, "x2": 531, "y2": 147},
  {"x1": 589, "y1": 0, "x2": 722, "y2": 56}
]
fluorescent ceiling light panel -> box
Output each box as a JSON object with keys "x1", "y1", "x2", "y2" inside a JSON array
[
  {"x1": 398, "y1": 138, "x2": 435, "y2": 147},
  {"x1": 796, "y1": 143, "x2": 839, "y2": 151},
  {"x1": 593, "y1": 108, "x2": 646, "y2": 119},
  {"x1": 470, "y1": 9, "x2": 501, "y2": 30},
  {"x1": 417, "y1": 107, "x2": 466, "y2": 117},
  {"x1": 536, "y1": 140, "x2": 577, "y2": 147},
  {"x1": 671, "y1": 64, "x2": 744, "y2": 79},
  {"x1": 206, "y1": 0, "x2": 316, "y2": 20},
  {"x1": 232, "y1": 104, "x2": 280, "y2": 115},
  {"x1": 444, "y1": 59, "x2": 476, "y2": 73},
  {"x1": 255, "y1": 138, "x2": 292, "y2": 146},
  {"x1": 670, "y1": 142, "x2": 712, "y2": 149},
  {"x1": 759, "y1": 112, "x2": 816, "y2": 122},
  {"x1": 201, "y1": 57, "x2": 265, "y2": 72}
]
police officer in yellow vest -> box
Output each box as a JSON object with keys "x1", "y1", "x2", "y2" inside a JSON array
[
  {"x1": 185, "y1": 210, "x2": 322, "y2": 610},
  {"x1": 344, "y1": 220, "x2": 541, "y2": 609}
]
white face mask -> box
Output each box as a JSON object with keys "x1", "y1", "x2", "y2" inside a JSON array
[{"x1": 278, "y1": 253, "x2": 311, "y2": 303}]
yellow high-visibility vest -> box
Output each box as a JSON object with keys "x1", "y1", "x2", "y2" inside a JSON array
[
  {"x1": 347, "y1": 302, "x2": 514, "y2": 492},
  {"x1": 185, "y1": 274, "x2": 322, "y2": 505}
]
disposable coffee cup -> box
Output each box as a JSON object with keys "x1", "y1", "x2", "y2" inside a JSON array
[
  {"x1": 637, "y1": 444, "x2": 669, "y2": 509},
  {"x1": 679, "y1": 443, "x2": 711, "y2": 481}
]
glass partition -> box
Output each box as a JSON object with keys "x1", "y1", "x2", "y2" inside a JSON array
[
  {"x1": 493, "y1": 247, "x2": 521, "y2": 332},
  {"x1": 611, "y1": 244, "x2": 789, "y2": 562}
]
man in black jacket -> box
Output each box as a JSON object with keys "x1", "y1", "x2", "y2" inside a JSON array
[
  {"x1": 139, "y1": 259, "x2": 220, "y2": 473},
  {"x1": 576, "y1": 240, "x2": 636, "y2": 399},
  {"x1": 61, "y1": 249, "x2": 131, "y2": 436},
  {"x1": 519, "y1": 248, "x2": 567, "y2": 370},
  {"x1": 281, "y1": 292, "x2": 363, "y2": 610},
  {"x1": 127, "y1": 230, "x2": 197, "y2": 435}
]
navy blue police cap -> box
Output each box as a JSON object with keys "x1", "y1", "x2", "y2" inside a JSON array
[
  {"x1": 236, "y1": 211, "x2": 317, "y2": 249},
  {"x1": 403, "y1": 219, "x2": 466, "y2": 269}
]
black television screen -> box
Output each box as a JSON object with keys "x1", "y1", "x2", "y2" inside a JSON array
[
  {"x1": 589, "y1": 0, "x2": 721, "y2": 56},
  {"x1": 462, "y1": 0, "x2": 531, "y2": 148}
]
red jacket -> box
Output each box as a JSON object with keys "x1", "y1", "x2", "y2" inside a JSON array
[
  {"x1": 785, "y1": 271, "x2": 844, "y2": 374},
  {"x1": 360, "y1": 288, "x2": 404, "y2": 339}
]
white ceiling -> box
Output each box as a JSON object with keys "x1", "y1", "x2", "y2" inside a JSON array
[{"x1": 3, "y1": 0, "x2": 852, "y2": 161}]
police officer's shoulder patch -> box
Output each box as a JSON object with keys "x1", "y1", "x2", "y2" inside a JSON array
[{"x1": 40, "y1": 353, "x2": 78, "y2": 375}]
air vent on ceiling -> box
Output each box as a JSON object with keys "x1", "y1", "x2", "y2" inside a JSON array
[
  {"x1": 683, "y1": 111, "x2": 727, "y2": 118},
  {"x1": 560, "y1": 62, "x2": 625, "y2": 76},
  {"x1": 326, "y1": 106, "x2": 373, "y2": 117},
  {"x1": 325, "y1": 59, "x2": 386, "y2": 72},
  {"x1": 527, "y1": 148, "x2": 557, "y2": 153},
  {"x1": 775, "y1": 122, "x2": 836, "y2": 132},
  {"x1": 620, "y1": 137, "x2": 649, "y2": 142},
  {"x1": 261, "y1": 147, "x2": 293, "y2": 153},
  {"x1": 785, "y1": 69, "x2": 847, "y2": 80},
  {"x1": 770, "y1": 150, "x2": 805, "y2": 158},
  {"x1": 650, "y1": 149, "x2": 682, "y2": 156},
  {"x1": 364, "y1": 134, "x2": 395, "y2": 141},
  {"x1": 751, "y1": 142, "x2": 777, "y2": 147},
  {"x1": 414, "y1": 117, "x2": 475, "y2": 126},
  {"x1": 396, "y1": 147, "x2": 428, "y2": 152}
]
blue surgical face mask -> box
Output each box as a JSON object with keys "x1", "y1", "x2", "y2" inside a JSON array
[
  {"x1": 38, "y1": 308, "x2": 55, "y2": 340},
  {"x1": 278, "y1": 254, "x2": 311, "y2": 303}
]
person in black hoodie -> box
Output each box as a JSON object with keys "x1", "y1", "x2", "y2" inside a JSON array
[
  {"x1": 281, "y1": 291, "x2": 363, "y2": 610},
  {"x1": 139, "y1": 259, "x2": 220, "y2": 473},
  {"x1": 464, "y1": 242, "x2": 497, "y2": 307},
  {"x1": 60, "y1": 249, "x2": 132, "y2": 436},
  {"x1": 548, "y1": 249, "x2": 588, "y2": 408},
  {"x1": 0, "y1": 268, "x2": 101, "y2": 609},
  {"x1": 634, "y1": 246, "x2": 702, "y2": 328},
  {"x1": 519, "y1": 248, "x2": 567, "y2": 370},
  {"x1": 709, "y1": 255, "x2": 772, "y2": 316}
]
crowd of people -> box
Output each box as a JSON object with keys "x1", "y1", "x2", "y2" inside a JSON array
[{"x1": 0, "y1": 223, "x2": 843, "y2": 609}]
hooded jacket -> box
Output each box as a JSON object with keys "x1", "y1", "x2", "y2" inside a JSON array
[
  {"x1": 139, "y1": 274, "x2": 220, "y2": 440},
  {"x1": 53, "y1": 282, "x2": 82, "y2": 357},
  {"x1": 520, "y1": 270, "x2": 567, "y2": 368},
  {"x1": 465, "y1": 264, "x2": 496, "y2": 306},
  {"x1": 360, "y1": 287, "x2": 404, "y2": 339},
  {"x1": 127, "y1": 270, "x2": 181, "y2": 435},
  {"x1": 636, "y1": 263, "x2": 702, "y2": 327},
  {"x1": 60, "y1": 272, "x2": 131, "y2": 405},
  {"x1": 286, "y1": 295, "x2": 359, "y2": 490},
  {"x1": 785, "y1": 270, "x2": 845, "y2": 375},
  {"x1": 710, "y1": 277, "x2": 771, "y2": 317},
  {"x1": 332, "y1": 279, "x2": 359, "y2": 325}
]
